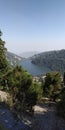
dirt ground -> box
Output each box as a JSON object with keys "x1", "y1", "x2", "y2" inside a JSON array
[
  {"x1": 0, "y1": 91, "x2": 65, "y2": 130},
  {"x1": 31, "y1": 102, "x2": 65, "y2": 130}
]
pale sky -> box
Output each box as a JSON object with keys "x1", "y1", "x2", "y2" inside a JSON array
[{"x1": 0, "y1": 0, "x2": 65, "y2": 54}]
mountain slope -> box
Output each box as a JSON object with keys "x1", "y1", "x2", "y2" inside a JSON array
[
  {"x1": 7, "y1": 51, "x2": 23, "y2": 66},
  {"x1": 31, "y1": 49, "x2": 65, "y2": 73},
  {"x1": 19, "y1": 51, "x2": 39, "y2": 58}
]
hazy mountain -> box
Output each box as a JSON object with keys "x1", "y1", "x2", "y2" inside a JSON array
[
  {"x1": 7, "y1": 51, "x2": 24, "y2": 66},
  {"x1": 19, "y1": 51, "x2": 39, "y2": 58},
  {"x1": 31, "y1": 49, "x2": 65, "y2": 73}
]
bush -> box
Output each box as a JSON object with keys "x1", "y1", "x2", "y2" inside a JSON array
[
  {"x1": 57, "y1": 87, "x2": 65, "y2": 118},
  {"x1": 4, "y1": 66, "x2": 39, "y2": 115},
  {"x1": 42, "y1": 72, "x2": 62, "y2": 101}
]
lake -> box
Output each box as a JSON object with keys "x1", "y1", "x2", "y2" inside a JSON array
[{"x1": 19, "y1": 59, "x2": 51, "y2": 76}]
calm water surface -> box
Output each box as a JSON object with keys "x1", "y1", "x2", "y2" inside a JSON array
[{"x1": 20, "y1": 59, "x2": 51, "y2": 76}]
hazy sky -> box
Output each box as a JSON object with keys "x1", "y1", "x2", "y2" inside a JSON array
[{"x1": 0, "y1": 0, "x2": 65, "y2": 54}]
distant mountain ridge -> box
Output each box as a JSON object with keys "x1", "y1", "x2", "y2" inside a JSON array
[
  {"x1": 19, "y1": 51, "x2": 39, "y2": 58},
  {"x1": 31, "y1": 49, "x2": 65, "y2": 73},
  {"x1": 7, "y1": 51, "x2": 23, "y2": 66}
]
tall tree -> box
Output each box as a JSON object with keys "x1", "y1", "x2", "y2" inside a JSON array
[{"x1": 0, "y1": 31, "x2": 8, "y2": 85}]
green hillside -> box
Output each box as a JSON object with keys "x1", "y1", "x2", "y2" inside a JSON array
[{"x1": 31, "y1": 49, "x2": 65, "y2": 73}]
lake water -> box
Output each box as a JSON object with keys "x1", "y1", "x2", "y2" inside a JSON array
[{"x1": 19, "y1": 59, "x2": 51, "y2": 76}]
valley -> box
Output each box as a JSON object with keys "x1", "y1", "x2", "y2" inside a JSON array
[{"x1": 19, "y1": 59, "x2": 51, "y2": 76}]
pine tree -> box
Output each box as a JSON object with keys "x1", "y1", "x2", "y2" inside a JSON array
[{"x1": 0, "y1": 31, "x2": 8, "y2": 84}]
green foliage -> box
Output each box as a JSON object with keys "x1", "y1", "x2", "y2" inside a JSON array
[
  {"x1": 32, "y1": 83, "x2": 43, "y2": 101},
  {"x1": 57, "y1": 87, "x2": 65, "y2": 118},
  {"x1": 25, "y1": 88, "x2": 37, "y2": 110},
  {"x1": 42, "y1": 72, "x2": 62, "y2": 101},
  {"x1": 57, "y1": 72, "x2": 65, "y2": 118},
  {"x1": 0, "y1": 30, "x2": 41, "y2": 115},
  {"x1": 0, "y1": 85, "x2": 4, "y2": 90},
  {"x1": 0, "y1": 31, "x2": 9, "y2": 85},
  {"x1": 5, "y1": 66, "x2": 38, "y2": 113}
]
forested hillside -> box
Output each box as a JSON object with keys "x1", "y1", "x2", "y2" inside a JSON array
[{"x1": 31, "y1": 50, "x2": 65, "y2": 73}]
